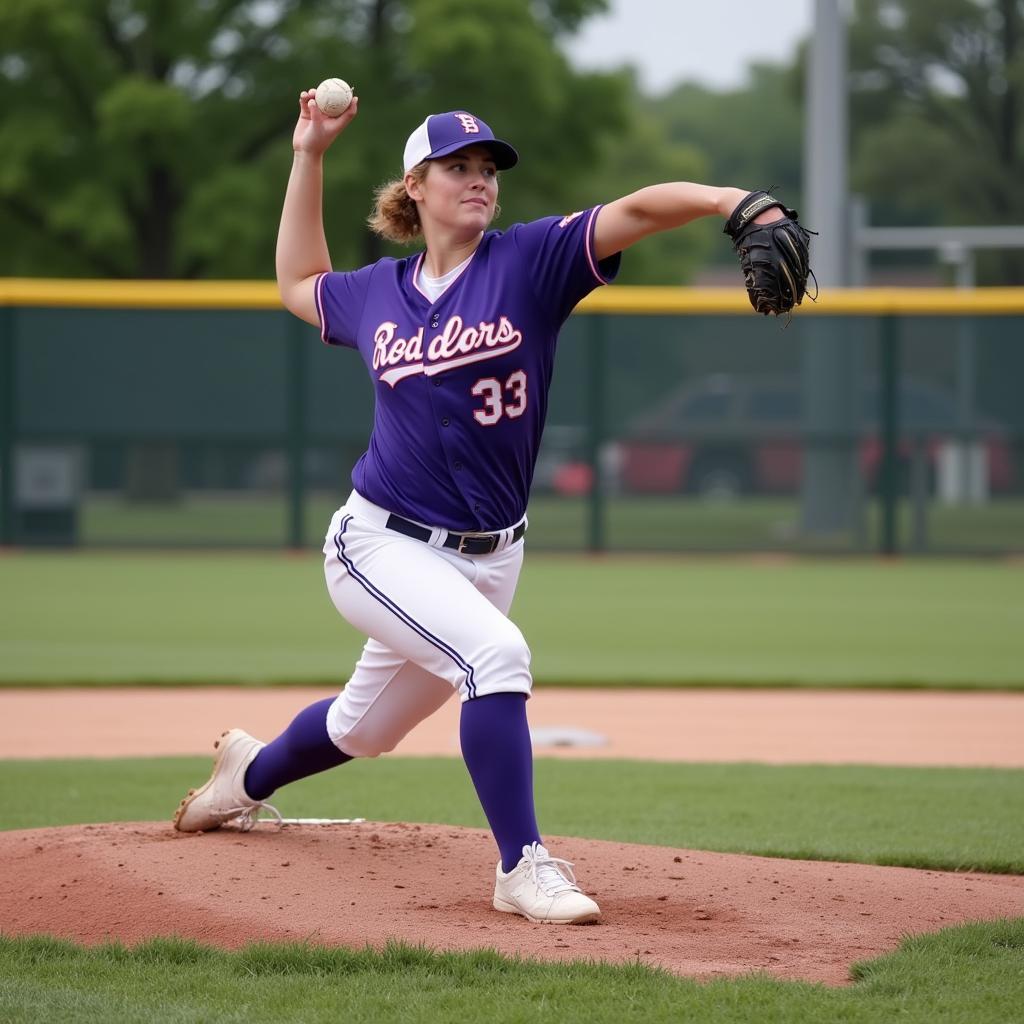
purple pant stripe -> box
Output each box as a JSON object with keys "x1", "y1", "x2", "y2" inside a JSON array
[{"x1": 334, "y1": 515, "x2": 478, "y2": 698}]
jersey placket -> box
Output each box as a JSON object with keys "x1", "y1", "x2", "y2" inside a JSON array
[{"x1": 422, "y1": 303, "x2": 487, "y2": 525}]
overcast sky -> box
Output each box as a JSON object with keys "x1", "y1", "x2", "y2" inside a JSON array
[{"x1": 563, "y1": 0, "x2": 814, "y2": 94}]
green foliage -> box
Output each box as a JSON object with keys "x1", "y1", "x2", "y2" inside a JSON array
[
  {"x1": 651, "y1": 64, "x2": 804, "y2": 209},
  {"x1": 626, "y1": 0, "x2": 1024, "y2": 283},
  {"x1": 576, "y1": 75, "x2": 714, "y2": 283},
  {"x1": 624, "y1": 64, "x2": 803, "y2": 279},
  {"x1": 5, "y1": 0, "x2": 1024, "y2": 283},
  {"x1": 0, "y1": 0, "x2": 633, "y2": 279},
  {"x1": 849, "y1": 0, "x2": 1024, "y2": 281},
  {"x1": 0, "y1": 0, "x2": 324, "y2": 276}
]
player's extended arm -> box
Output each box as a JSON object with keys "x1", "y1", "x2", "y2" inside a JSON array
[
  {"x1": 592, "y1": 183, "x2": 780, "y2": 261},
  {"x1": 276, "y1": 89, "x2": 359, "y2": 326}
]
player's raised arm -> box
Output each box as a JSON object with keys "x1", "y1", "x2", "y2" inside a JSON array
[
  {"x1": 275, "y1": 86, "x2": 359, "y2": 326},
  {"x1": 592, "y1": 183, "x2": 781, "y2": 260}
]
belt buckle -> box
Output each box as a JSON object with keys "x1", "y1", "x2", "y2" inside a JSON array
[{"x1": 457, "y1": 531, "x2": 497, "y2": 555}]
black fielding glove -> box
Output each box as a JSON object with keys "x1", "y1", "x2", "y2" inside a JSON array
[{"x1": 724, "y1": 190, "x2": 814, "y2": 316}]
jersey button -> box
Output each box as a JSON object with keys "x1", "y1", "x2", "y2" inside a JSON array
[
  {"x1": 433, "y1": 379, "x2": 441, "y2": 387},
  {"x1": 474, "y1": 503, "x2": 481, "y2": 512},
  {"x1": 454, "y1": 461, "x2": 463, "y2": 471},
  {"x1": 441, "y1": 417, "x2": 450, "y2": 426}
]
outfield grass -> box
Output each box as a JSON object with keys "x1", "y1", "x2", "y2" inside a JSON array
[
  {"x1": 1, "y1": 552, "x2": 1022, "y2": 687},
  {"x1": 2, "y1": 922, "x2": 1024, "y2": 1024},
  {"x1": 76, "y1": 493, "x2": 1024, "y2": 553},
  {"x1": 3, "y1": 757, "x2": 1022, "y2": 874}
]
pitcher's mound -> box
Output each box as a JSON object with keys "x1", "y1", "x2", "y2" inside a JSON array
[{"x1": 2, "y1": 821, "x2": 1022, "y2": 986}]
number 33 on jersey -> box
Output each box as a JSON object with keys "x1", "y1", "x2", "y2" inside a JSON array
[
  {"x1": 314, "y1": 204, "x2": 621, "y2": 533},
  {"x1": 472, "y1": 370, "x2": 527, "y2": 426}
]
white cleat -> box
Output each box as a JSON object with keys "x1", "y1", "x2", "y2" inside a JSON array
[
  {"x1": 173, "y1": 728, "x2": 281, "y2": 833},
  {"x1": 493, "y1": 842, "x2": 601, "y2": 924}
]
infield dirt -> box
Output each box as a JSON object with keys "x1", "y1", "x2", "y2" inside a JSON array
[{"x1": 3, "y1": 686, "x2": 1023, "y2": 764}]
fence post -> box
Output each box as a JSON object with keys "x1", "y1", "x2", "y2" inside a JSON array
[
  {"x1": 878, "y1": 314, "x2": 901, "y2": 555},
  {"x1": 0, "y1": 306, "x2": 14, "y2": 546},
  {"x1": 585, "y1": 314, "x2": 607, "y2": 553},
  {"x1": 286, "y1": 315, "x2": 307, "y2": 550}
]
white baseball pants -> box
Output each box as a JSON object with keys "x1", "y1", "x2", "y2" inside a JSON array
[{"x1": 322, "y1": 490, "x2": 531, "y2": 758}]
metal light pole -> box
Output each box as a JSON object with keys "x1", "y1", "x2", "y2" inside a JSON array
[{"x1": 801, "y1": 0, "x2": 862, "y2": 539}]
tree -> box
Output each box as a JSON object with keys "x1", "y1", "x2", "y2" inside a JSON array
[
  {"x1": 651, "y1": 64, "x2": 804, "y2": 210},
  {"x1": 573, "y1": 72, "x2": 713, "y2": 285},
  {"x1": 638, "y1": 63, "x2": 804, "y2": 278},
  {"x1": 0, "y1": 0, "x2": 628, "y2": 279},
  {"x1": 848, "y1": 0, "x2": 1024, "y2": 281}
]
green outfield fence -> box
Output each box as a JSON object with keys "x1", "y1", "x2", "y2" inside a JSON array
[{"x1": 1, "y1": 280, "x2": 1023, "y2": 554}]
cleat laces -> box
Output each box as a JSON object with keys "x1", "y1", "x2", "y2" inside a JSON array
[
  {"x1": 231, "y1": 801, "x2": 284, "y2": 832},
  {"x1": 523, "y1": 843, "x2": 581, "y2": 896}
]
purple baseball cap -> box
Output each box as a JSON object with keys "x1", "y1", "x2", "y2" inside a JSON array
[{"x1": 402, "y1": 111, "x2": 519, "y2": 173}]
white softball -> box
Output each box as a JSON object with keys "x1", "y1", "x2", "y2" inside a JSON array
[{"x1": 315, "y1": 78, "x2": 353, "y2": 118}]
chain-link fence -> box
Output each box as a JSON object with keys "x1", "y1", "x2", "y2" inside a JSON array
[{"x1": 2, "y1": 282, "x2": 1022, "y2": 554}]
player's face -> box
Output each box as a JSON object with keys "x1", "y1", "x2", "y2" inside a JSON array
[{"x1": 418, "y1": 146, "x2": 499, "y2": 237}]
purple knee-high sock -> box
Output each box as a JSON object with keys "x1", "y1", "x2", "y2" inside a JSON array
[
  {"x1": 243, "y1": 697, "x2": 352, "y2": 801},
  {"x1": 460, "y1": 692, "x2": 541, "y2": 873}
]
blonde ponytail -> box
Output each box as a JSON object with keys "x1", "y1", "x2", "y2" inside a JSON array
[{"x1": 367, "y1": 163, "x2": 429, "y2": 244}]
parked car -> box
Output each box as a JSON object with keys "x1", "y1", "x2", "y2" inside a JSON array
[{"x1": 617, "y1": 373, "x2": 1014, "y2": 497}]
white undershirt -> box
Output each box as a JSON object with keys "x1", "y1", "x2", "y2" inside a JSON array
[{"x1": 416, "y1": 253, "x2": 473, "y2": 302}]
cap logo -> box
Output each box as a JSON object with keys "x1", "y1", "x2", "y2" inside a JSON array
[{"x1": 455, "y1": 113, "x2": 480, "y2": 134}]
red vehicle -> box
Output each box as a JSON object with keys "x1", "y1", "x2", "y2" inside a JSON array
[{"x1": 618, "y1": 374, "x2": 1014, "y2": 497}]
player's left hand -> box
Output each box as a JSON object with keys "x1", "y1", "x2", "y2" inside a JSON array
[{"x1": 724, "y1": 191, "x2": 814, "y2": 316}]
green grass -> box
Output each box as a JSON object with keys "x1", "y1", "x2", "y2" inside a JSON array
[
  {"x1": 4, "y1": 757, "x2": 1023, "y2": 874},
  {"x1": 76, "y1": 493, "x2": 1024, "y2": 553},
  {"x1": 1, "y1": 551, "x2": 1021, "y2": 687},
  {"x1": 2, "y1": 921, "x2": 1023, "y2": 1023}
]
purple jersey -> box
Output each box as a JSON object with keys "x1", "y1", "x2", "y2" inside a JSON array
[{"x1": 315, "y1": 205, "x2": 620, "y2": 531}]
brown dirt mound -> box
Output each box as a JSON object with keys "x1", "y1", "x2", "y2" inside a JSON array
[{"x1": 3, "y1": 821, "x2": 1022, "y2": 986}]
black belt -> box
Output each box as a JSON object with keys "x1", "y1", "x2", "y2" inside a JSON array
[{"x1": 384, "y1": 513, "x2": 526, "y2": 555}]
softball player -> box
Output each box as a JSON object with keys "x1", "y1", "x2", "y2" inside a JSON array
[{"x1": 174, "y1": 88, "x2": 779, "y2": 924}]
